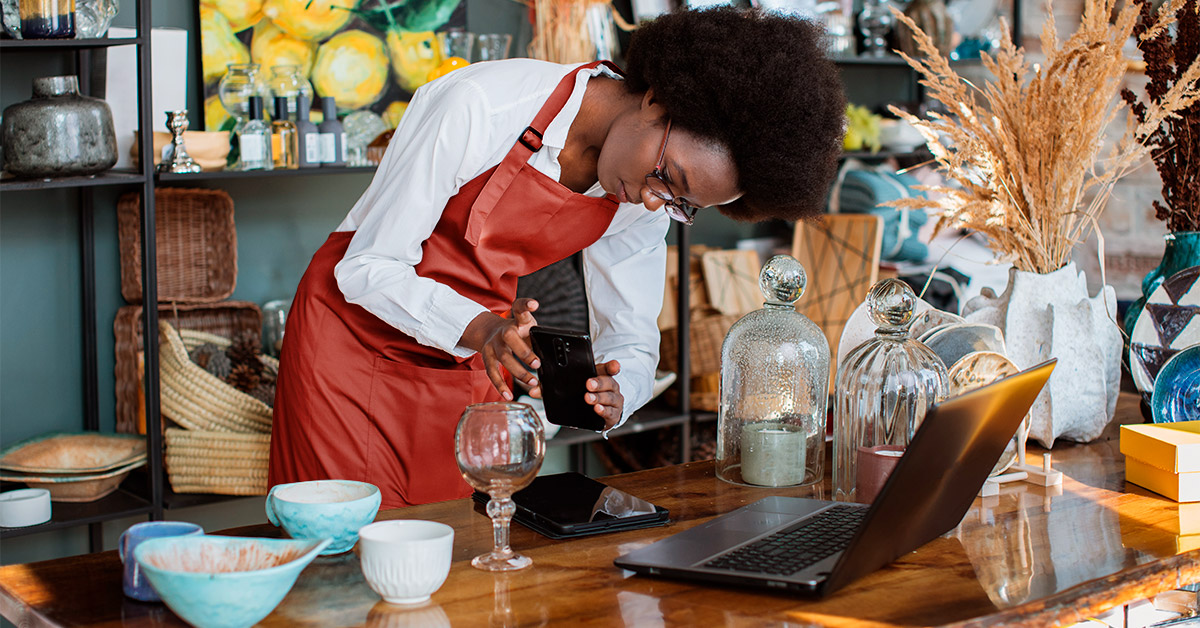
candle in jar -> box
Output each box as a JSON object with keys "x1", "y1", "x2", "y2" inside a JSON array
[{"x1": 740, "y1": 422, "x2": 806, "y2": 487}]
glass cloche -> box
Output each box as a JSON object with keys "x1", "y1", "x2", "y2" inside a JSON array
[
  {"x1": 716, "y1": 255, "x2": 830, "y2": 488},
  {"x1": 833, "y1": 278, "x2": 949, "y2": 502}
]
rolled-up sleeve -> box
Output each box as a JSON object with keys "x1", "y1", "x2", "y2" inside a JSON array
[
  {"x1": 581, "y1": 207, "x2": 671, "y2": 427},
  {"x1": 333, "y1": 78, "x2": 496, "y2": 358}
]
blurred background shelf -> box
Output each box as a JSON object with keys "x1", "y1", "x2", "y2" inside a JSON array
[
  {"x1": 0, "y1": 37, "x2": 142, "y2": 50},
  {"x1": 0, "y1": 486, "x2": 152, "y2": 539},
  {"x1": 157, "y1": 166, "x2": 377, "y2": 182},
  {"x1": 0, "y1": 170, "x2": 145, "y2": 191}
]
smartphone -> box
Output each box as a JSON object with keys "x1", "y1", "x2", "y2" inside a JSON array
[
  {"x1": 472, "y1": 472, "x2": 670, "y2": 539},
  {"x1": 529, "y1": 326, "x2": 604, "y2": 431}
]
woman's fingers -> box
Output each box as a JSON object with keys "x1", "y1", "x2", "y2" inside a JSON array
[{"x1": 586, "y1": 360, "x2": 623, "y2": 428}]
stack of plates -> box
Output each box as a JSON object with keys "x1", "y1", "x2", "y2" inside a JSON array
[{"x1": 0, "y1": 432, "x2": 147, "y2": 502}]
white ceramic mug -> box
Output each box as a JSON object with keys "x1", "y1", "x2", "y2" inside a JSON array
[{"x1": 358, "y1": 520, "x2": 454, "y2": 605}]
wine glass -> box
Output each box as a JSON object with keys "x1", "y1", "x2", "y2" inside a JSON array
[{"x1": 455, "y1": 402, "x2": 545, "y2": 571}]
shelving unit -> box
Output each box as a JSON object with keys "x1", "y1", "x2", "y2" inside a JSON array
[
  {"x1": 0, "y1": 8, "x2": 159, "y2": 552},
  {"x1": 157, "y1": 166, "x2": 377, "y2": 182}
]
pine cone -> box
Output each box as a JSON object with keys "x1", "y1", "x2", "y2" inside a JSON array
[
  {"x1": 226, "y1": 363, "x2": 261, "y2": 394},
  {"x1": 227, "y1": 331, "x2": 264, "y2": 380},
  {"x1": 250, "y1": 382, "x2": 276, "y2": 407},
  {"x1": 191, "y1": 343, "x2": 232, "y2": 379},
  {"x1": 189, "y1": 343, "x2": 222, "y2": 371}
]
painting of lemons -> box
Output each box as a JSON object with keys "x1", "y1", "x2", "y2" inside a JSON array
[{"x1": 200, "y1": 0, "x2": 466, "y2": 131}]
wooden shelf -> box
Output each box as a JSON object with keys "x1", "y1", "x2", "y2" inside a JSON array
[
  {"x1": 0, "y1": 37, "x2": 142, "y2": 49},
  {"x1": 158, "y1": 166, "x2": 377, "y2": 182},
  {"x1": 0, "y1": 487, "x2": 152, "y2": 539},
  {"x1": 0, "y1": 170, "x2": 146, "y2": 191}
]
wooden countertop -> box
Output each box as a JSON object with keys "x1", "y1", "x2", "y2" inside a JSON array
[{"x1": 2, "y1": 394, "x2": 1197, "y2": 627}]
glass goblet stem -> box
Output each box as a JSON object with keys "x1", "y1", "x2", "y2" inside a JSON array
[{"x1": 487, "y1": 494, "x2": 516, "y2": 560}]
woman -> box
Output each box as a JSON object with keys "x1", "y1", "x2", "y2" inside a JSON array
[{"x1": 269, "y1": 7, "x2": 846, "y2": 509}]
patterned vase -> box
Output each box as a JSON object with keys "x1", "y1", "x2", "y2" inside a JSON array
[{"x1": 1123, "y1": 231, "x2": 1200, "y2": 345}]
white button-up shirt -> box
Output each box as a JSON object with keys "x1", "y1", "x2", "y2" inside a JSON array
[{"x1": 333, "y1": 58, "x2": 670, "y2": 427}]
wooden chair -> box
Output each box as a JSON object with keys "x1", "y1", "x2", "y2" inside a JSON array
[{"x1": 791, "y1": 213, "x2": 884, "y2": 390}]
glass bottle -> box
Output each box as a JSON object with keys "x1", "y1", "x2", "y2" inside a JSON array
[
  {"x1": 858, "y1": 0, "x2": 895, "y2": 57},
  {"x1": 19, "y1": 0, "x2": 75, "y2": 38},
  {"x1": 318, "y1": 96, "x2": 346, "y2": 167},
  {"x1": 833, "y1": 278, "x2": 948, "y2": 502},
  {"x1": 716, "y1": 255, "x2": 830, "y2": 488},
  {"x1": 271, "y1": 96, "x2": 298, "y2": 170},
  {"x1": 235, "y1": 96, "x2": 272, "y2": 171},
  {"x1": 266, "y1": 65, "x2": 314, "y2": 121},
  {"x1": 294, "y1": 95, "x2": 321, "y2": 169},
  {"x1": 218, "y1": 63, "x2": 268, "y2": 124}
]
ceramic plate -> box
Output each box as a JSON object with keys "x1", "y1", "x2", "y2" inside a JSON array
[
  {"x1": 0, "y1": 432, "x2": 146, "y2": 474},
  {"x1": 0, "y1": 458, "x2": 146, "y2": 503},
  {"x1": 1129, "y1": 266, "x2": 1200, "y2": 399},
  {"x1": 923, "y1": 323, "x2": 1007, "y2": 370},
  {"x1": 1151, "y1": 344, "x2": 1200, "y2": 424},
  {"x1": 947, "y1": 351, "x2": 1023, "y2": 474}
]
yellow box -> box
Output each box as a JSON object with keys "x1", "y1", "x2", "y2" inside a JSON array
[
  {"x1": 1119, "y1": 421, "x2": 1200, "y2": 473},
  {"x1": 1126, "y1": 456, "x2": 1200, "y2": 502}
]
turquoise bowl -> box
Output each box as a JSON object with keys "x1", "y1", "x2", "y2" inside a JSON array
[
  {"x1": 134, "y1": 535, "x2": 330, "y2": 628},
  {"x1": 266, "y1": 479, "x2": 381, "y2": 555}
]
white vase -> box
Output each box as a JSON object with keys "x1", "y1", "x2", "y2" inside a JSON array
[{"x1": 961, "y1": 262, "x2": 1122, "y2": 446}]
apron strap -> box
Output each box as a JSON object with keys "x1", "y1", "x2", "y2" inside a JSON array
[{"x1": 465, "y1": 60, "x2": 624, "y2": 246}]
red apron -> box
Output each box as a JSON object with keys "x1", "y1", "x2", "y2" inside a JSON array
[{"x1": 269, "y1": 61, "x2": 621, "y2": 509}]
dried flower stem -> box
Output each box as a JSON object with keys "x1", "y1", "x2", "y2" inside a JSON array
[{"x1": 886, "y1": 0, "x2": 1200, "y2": 272}]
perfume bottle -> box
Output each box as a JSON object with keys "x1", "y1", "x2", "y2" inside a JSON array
[
  {"x1": 295, "y1": 95, "x2": 321, "y2": 169},
  {"x1": 318, "y1": 96, "x2": 346, "y2": 167},
  {"x1": 271, "y1": 96, "x2": 299, "y2": 170},
  {"x1": 832, "y1": 279, "x2": 948, "y2": 502},
  {"x1": 235, "y1": 96, "x2": 273, "y2": 171}
]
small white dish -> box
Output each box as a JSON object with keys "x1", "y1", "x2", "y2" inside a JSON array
[
  {"x1": 359, "y1": 520, "x2": 454, "y2": 606},
  {"x1": 0, "y1": 488, "x2": 52, "y2": 527}
]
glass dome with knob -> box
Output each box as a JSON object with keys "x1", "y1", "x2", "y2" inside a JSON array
[
  {"x1": 716, "y1": 255, "x2": 830, "y2": 488},
  {"x1": 833, "y1": 278, "x2": 949, "y2": 503}
]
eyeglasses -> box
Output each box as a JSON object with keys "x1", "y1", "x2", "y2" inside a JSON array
[{"x1": 645, "y1": 120, "x2": 700, "y2": 225}]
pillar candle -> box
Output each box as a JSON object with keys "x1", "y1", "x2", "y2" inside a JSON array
[{"x1": 741, "y1": 422, "x2": 806, "y2": 487}]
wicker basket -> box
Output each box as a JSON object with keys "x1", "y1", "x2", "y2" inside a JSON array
[
  {"x1": 659, "y1": 312, "x2": 741, "y2": 377},
  {"x1": 113, "y1": 302, "x2": 262, "y2": 434},
  {"x1": 117, "y1": 188, "x2": 237, "y2": 304},
  {"x1": 158, "y1": 320, "x2": 276, "y2": 434},
  {"x1": 164, "y1": 428, "x2": 269, "y2": 495}
]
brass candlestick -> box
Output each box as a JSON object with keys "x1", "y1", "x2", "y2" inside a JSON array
[{"x1": 158, "y1": 110, "x2": 202, "y2": 174}]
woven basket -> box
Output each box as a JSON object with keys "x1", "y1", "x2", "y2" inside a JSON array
[
  {"x1": 117, "y1": 187, "x2": 237, "y2": 304},
  {"x1": 659, "y1": 312, "x2": 740, "y2": 377},
  {"x1": 113, "y1": 302, "x2": 262, "y2": 434},
  {"x1": 164, "y1": 428, "x2": 269, "y2": 495},
  {"x1": 159, "y1": 320, "x2": 276, "y2": 434}
]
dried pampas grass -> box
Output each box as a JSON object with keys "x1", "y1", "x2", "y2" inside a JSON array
[
  {"x1": 528, "y1": 0, "x2": 635, "y2": 64},
  {"x1": 886, "y1": 0, "x2": 1200, "y2": 273}
]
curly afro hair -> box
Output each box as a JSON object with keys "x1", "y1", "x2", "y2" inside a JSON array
[{"x1": 623, "y1": 7, "x2": 845, "y2": 222}]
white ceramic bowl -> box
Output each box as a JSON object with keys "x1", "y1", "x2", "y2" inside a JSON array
[
  {"x1": 358, "y1": 520, "x2": 454, "y2": 605},
  {"x1": 0, "y1": 488, "x2": 51, "y2": 527}
]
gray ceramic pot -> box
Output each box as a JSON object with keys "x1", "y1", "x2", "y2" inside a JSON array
[{"x1": 2, "y1": 76, "x2": 118, "y2": 178}]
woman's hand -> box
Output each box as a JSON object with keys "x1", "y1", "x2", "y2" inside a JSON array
[
  {"x1": 587, "y1": 360, "x2": 624, "y2": 430},
  {"x1": 459, "y1": 299, "x2": 541, "y2": 401},
  {"x1": 526, "y1": 358, "x2": 624, "y2": 431}
]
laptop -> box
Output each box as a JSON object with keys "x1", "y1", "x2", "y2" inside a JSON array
[{"x1": 614, "y1": 359, "x2": 1056, "y2": 597}]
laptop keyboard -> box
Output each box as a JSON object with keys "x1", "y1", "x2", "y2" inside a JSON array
[{"x1": 703, "y1": 504, "x2": 868, "y2": 576}]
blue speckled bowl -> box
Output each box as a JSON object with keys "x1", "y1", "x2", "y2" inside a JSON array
[
  {"x1": 266, "y1": 479, "x2": 381, "y2": 555},
  {"x1": 133, "y1": 535, "x2": 329, "y2": 628}
]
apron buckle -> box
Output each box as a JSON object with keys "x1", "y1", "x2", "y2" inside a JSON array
[{"x1": 519, "y1": 126, "x2": 543, "y2": 152}]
